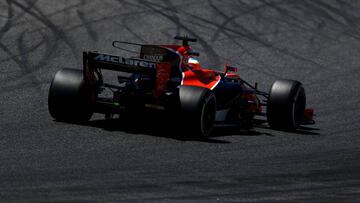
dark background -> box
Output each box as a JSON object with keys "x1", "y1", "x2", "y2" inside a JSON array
[{"x1": 0, "y1": 0, "x2": 359, "y2": 202}]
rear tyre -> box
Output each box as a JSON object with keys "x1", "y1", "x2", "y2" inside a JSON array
[
  {"x1": 179, "y1": 86, "x2": 217, "y2": 138},
  {"x1": 267, "y1": 79, "x2": 306, "y2": 130},
  {"x1": 48, "y1": 68, "x2": 93, "y2": 123}
]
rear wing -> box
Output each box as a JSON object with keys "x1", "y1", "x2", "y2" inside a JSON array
[
  {"x1": 83, "y1": 51, "x2": 171, "y2": 97},
  {"x1": 83, "y1": 51, "x2": 159, "y2": 84},
  {"x1": 84, "y1": 51, "x2": 156, "y2": 73}
]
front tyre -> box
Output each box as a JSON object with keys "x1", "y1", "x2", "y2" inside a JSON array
[
  {"x1": 48, "y1": 68, "x2": 93, "y2": 123},
  {"x1": 267, "y1": 79, "x2": 306, "y2": 130},
  {"x1": 179, "y1": 86, "x2": 217, "y2": 137}
]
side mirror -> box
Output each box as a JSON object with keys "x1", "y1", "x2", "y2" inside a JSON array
[{"x1": 224, "y1": 64, "x2": 237, "y2": 74}]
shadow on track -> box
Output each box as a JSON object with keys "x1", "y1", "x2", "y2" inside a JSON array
[
  {"x1": 56, "y1": 111, "x2": 319, "y2": 143},
  {"x1": 85, "y1": 118, "x2": 234, "y2": 144},
  {"x1": 53, "y1": 106, "x2": 320, "y2": 143},
  {"x1": 76, "y1": 113, "x2": 275, "y2": 144},
  {"x1": 256, "y1": 125, "x2": 321, "y2": 136}
]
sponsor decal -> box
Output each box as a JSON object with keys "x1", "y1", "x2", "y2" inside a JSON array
[
  {"x1": 94, "y1": 54, "x2": 156, "y2": 69},
  {"x1": 143, "y1": 54, "x2": 164, "y2": 62}
]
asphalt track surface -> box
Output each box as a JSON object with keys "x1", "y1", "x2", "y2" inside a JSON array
[{"x1": 1, "y1": 0, "x2": 360, "y2": 202}]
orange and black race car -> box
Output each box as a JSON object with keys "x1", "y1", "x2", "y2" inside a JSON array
[{"x1": 48, "y1": 36, "x2": 315, "y2": 137}]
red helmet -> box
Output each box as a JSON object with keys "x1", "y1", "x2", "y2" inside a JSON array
[{"x1": 177, "y1": 46, "x2": 188, "y2": 56}]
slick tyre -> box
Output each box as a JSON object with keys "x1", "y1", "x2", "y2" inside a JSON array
[
  {"x1": 267, "y1": 79, "x2": 306, "y2": 130},
  {"x1": 179, "y1": 86, "x2": 217, "y2": 137},
  {"x1": 48, "y1": 68, "x2": 93, "y2": 123}
]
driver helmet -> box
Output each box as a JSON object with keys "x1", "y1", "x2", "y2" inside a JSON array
[{"x1": 188, "y1": 57, "x2": 201, "y2": 69}]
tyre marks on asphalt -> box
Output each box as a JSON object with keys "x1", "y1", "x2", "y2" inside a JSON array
[{"x1": 0, "y1": 0, "x2": 93, "y2": 93}]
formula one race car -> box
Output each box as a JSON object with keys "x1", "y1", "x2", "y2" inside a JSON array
[{"x1": 48, "y1": 36, "x2": 315, "y2": 137}]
